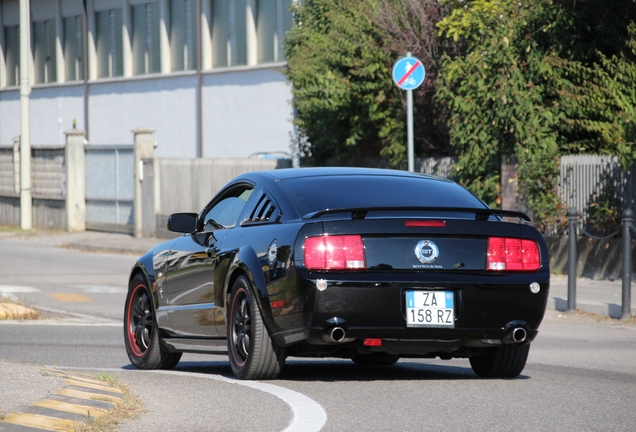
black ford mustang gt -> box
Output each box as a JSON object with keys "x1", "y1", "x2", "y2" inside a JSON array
[{"x1": 124, "y1": 167, "x2": 549, "y2": 380}]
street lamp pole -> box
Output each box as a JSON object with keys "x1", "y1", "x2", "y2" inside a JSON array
[{"x1": 19, "y1": 0, "x2": 32, "y2": 230}]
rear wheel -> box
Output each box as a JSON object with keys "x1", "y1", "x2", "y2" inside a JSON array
[
  {"x1": 469, "y1": 343, "x2": 530, "y2": 378},
  {"x1": 352, "y1": 353, "x2": 400, "y2": 366},
  {"x1": 227, "y1": 275, "x2": 284, "y2": 380},
  {"x1": 124, "y1": 274, "x2": 182, "y2": 370}
]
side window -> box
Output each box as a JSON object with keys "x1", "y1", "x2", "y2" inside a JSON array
[{"x1": 201, "y1": 185, "x2": 253, "y2": 230}]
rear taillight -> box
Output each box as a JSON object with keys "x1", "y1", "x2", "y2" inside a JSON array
[
  {"x1": 487, "y1": 237, "x2": 540, "y2": 271},
  {"x1": 304, "y1": 235, "x2": 366, "y2": 270}
]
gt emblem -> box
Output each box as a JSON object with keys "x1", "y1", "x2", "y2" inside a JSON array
[
  {"x1": 267, "y1": 240, "x2": 278, "y2": 264},
  {"x1": 415, "y1": 240, "x2": 439, "y2": 263}
]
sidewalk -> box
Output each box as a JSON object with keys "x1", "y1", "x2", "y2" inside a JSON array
[
  {"x1": 548, "y1": 274, "x2": 635, "y2": 319},
  {"x1": 1, "y1": 228, "x2": 634, "y2": 320}
]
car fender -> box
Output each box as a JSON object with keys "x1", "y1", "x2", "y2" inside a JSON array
[{"x1": 224, "y1": 245, "x2": 278, "y2": 332}]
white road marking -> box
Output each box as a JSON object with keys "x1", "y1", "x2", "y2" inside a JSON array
[
  {"x1": 53, "y1": 367, "x2": 328, "y2": 432},
  {"x1": 0, "y1": 285, "x2": 41, "y2": 293},
  {"x1": 73, "y1": 285, "x2": 127, "y2": 294}
]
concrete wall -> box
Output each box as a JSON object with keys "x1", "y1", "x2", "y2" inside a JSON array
[{"x1": 546, "y1": 236, "x2": 635, "y2": 280}]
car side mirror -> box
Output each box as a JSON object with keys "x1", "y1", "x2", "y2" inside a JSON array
[{"x1": 167, "y1": 213, "x2": 198, "y2": 233}]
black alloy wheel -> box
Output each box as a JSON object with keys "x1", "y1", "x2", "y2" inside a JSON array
[
  {"x1": 227, "y1": 275, "x2": 284, "y2": 380},
  {"x1": 469, "y1": 343, "x2": 530, "y2": 378},
  {"x1": 124, "y1": 274, "x2": 181, "y2": 370}
]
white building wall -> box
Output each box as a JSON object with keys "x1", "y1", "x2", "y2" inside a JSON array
[
  {"x1": 0, "y1": 0, "x2": 295, "y2": 157},
  {"x1": 88, "y1": 75, "x2": 197, "y2": 156},
  {"x1": 30, "y1": 85, "x2": 85, "y2": 144},
  {"x1": 203, "y1": 67, "x2": 292, "y2": 158},
  {"x1": 0, "y1": 90, "x2": 19, "y2": 144}
]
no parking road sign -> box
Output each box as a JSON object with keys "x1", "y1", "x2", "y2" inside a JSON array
[
  {"x1": 392, "y1": 53, "x2": 425, "y2": 173},
  {"x1": 392, "y1": 56, "x2": 425, "y2": 90}
]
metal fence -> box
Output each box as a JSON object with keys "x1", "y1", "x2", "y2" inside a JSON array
[
  {"x1": 0, "y1": 145, "x2": 65, "y2": 197},
  {"x1": 560, "y1": 155, "x2": 635, "y2": 237},
  {"x1": 85, "y1": 145, "x2": 134, "y2": 233},
  {"x1": 0, "y1": 145, "x2": 66, "y2": 228}
]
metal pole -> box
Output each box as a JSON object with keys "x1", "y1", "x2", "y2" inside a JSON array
[
  {"x1": 567, "y1": 208, "x2": 578, "y2": 311},
  {"x1": 621, "y1": 209, "x2": 633, "y2": 321},
  {"x1": 406, "y1": 52, "x2": 414, "y2": 172},
  {"x1": 19, "y1": 0, "x2": 32, "y2": 230},
  {"x1": 196, "y1": 0, "x2": 203, "y2": 157},
  {"x1": 82, "y1": 0, "x2": 90, "y2": 140}
]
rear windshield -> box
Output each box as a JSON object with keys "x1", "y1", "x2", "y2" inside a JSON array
[{"x1": 278, "y1": 175, "x2": 486, "y2": 217}]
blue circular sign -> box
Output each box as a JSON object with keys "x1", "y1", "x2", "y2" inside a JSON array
[{"x1": 392, "y1": 56, "x2": 425, "y2": 90}]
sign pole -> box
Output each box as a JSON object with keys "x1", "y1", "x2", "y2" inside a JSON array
[{"x1": 407, "y1": 87, "x2": 414, "y2": 172}]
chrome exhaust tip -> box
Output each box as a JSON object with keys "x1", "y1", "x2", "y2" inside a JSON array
[
  {"x1": 329, "y1": 327, "x2": 346, "y2": 343},
  {"x1": 511, "y1": 327, "x2": 527, "y2": 343}
]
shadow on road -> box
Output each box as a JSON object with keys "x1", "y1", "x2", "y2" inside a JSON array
[{"x1": 157, "y1": 359, "x2": 531, "y2": 382}]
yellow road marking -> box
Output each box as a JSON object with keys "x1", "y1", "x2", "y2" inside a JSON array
[
  {"x1": 1, "y1": 412, "x2": 79, "y2": 431},
  {"x1": 65, "y1": 378, "x2": 124, "y2": 394},
  {"x1": 46, "y1": 293, "x2": 94, "y2": 302},
  {"x1": 59, "y1": 388, "x2": 121, "y2": 404},
  {"x1": 33, "y1": 399, "x2": 109, "y2": 417},
  {"x1": 45, "y1": 371, "x2": 107, "y2": 386}
]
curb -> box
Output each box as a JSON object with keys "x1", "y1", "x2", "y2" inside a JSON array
[
  {"x1": 0, "y1": 303, "x2": 39, "y2": 320},
  {"x1": 547, "y1": 297, "x2": 636, "y2": 320},
  {"x1": 0, "y1": 369, "x2": 123, "y2": 431}
]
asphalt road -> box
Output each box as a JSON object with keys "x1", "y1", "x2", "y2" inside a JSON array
[{"x1": 1, "y1": 236, "x2": 636, "y2": 431}]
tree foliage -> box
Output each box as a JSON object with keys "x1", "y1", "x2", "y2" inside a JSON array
[
  {"x1": 284, "y1": 0, "x2": 445, "y2": 166},
  {"x1": 436, "y1": 0, "x2": 636, "y2": 229},
  {"x1": 283, "y1": 0, "x2": 636, "y2": 230}
]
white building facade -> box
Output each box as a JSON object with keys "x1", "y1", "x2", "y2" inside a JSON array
[{"x1": 0, "y1": 0, "x2": 295, "y2": 158}]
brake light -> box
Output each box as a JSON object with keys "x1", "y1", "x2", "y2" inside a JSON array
[
  {"x1": 304, "y1": 235, "x2": 366, "y2": 270},
  {"x1": 405, "y1": 220, "x2": 446, "y2": 227},
  {"x1": 487, "y1": 237, "x2": 540, "y2": 271},
  {"x1": 363, "y1": 338, "x2": 382, "y2": 347}
]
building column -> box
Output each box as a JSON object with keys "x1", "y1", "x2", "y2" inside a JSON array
[
  {"x1": 159, "y1": 0, "x2": 171, "y2": 73},
  {"x1": 133, "y1": 127, "x2": 156, "y2": 238},
  {"x1": 201, "y1": 0, "x2": 212, "y2": 70},
  {"x1": 64, "y1": 129, "x2": 86, "y2": 232},
  {"x1": 87, "y1": 0, "x2": 98, "y2": 80},
  {"x1": 246, "y1": 0, "x2": 257, "y2": 66},
  {"x1": 122, "y1": 0, "x2": 133, "y2": 77},
  {"x1": 55, "y1": 0, "x2": 66, "y2": 83},
  {"x1": 0, "y1": 6, "x2": 6, "y2": 88}
]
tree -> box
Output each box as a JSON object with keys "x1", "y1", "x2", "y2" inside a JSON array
[
  {"x1": 284, "y1": 0, "x2": 446, "y2": 167},
  {"x1": 435, "y1": 0, "x2": 636, "y2": 229}
]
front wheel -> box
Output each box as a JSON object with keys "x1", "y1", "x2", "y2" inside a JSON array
[
  {"x1": 124, "y1": 274, "x2": 182, "y2": 370},
  {"x1": 469, "y1": 343, "x2": 530, "y2": 378},
  {"x1": 227, "y1": 275, "x2": 284, "y2": 380}
]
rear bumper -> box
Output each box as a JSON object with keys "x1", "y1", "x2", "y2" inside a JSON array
[{"x1": 271, "y1": 271, "x2": 549, "y2": 355}]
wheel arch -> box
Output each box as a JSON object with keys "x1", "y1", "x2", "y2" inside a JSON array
[
  {"x1": 128, "y1": 257, "x2": 159, "y2": 309},
  {"x1": 223, "y1": 245, "x2": 278, "y2": 334}
]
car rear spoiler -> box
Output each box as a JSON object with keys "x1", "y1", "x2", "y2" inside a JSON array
[{"x1": 303, "y1": 207, "x2": 531, "y2": 222}]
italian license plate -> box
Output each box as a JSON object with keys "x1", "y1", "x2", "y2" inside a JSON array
[{"x1": 406, "y1": 290, "x2": 455, "y2": 328}]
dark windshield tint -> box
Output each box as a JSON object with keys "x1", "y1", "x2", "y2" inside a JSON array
[{"x1": 278, "y1": 175, "x2": 486, "y2": 217}]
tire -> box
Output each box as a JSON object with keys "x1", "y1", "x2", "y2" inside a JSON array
[
  {"x1": 469, "y1": 343, "x2": 530, "y2": 378},
  {"x1": 352, "y1": 353, "x2": 400, "y2": 366},
  {"x1": 124, "y1": 274, "x2": 182, "y2": 370},
  {"x1": 227, "y1": 275, "x2": 284, "y2": 380}
]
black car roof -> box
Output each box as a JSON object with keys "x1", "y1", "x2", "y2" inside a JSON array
[{"x1": 250, "y1": 167, "x2": 453, "y2": 182}]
